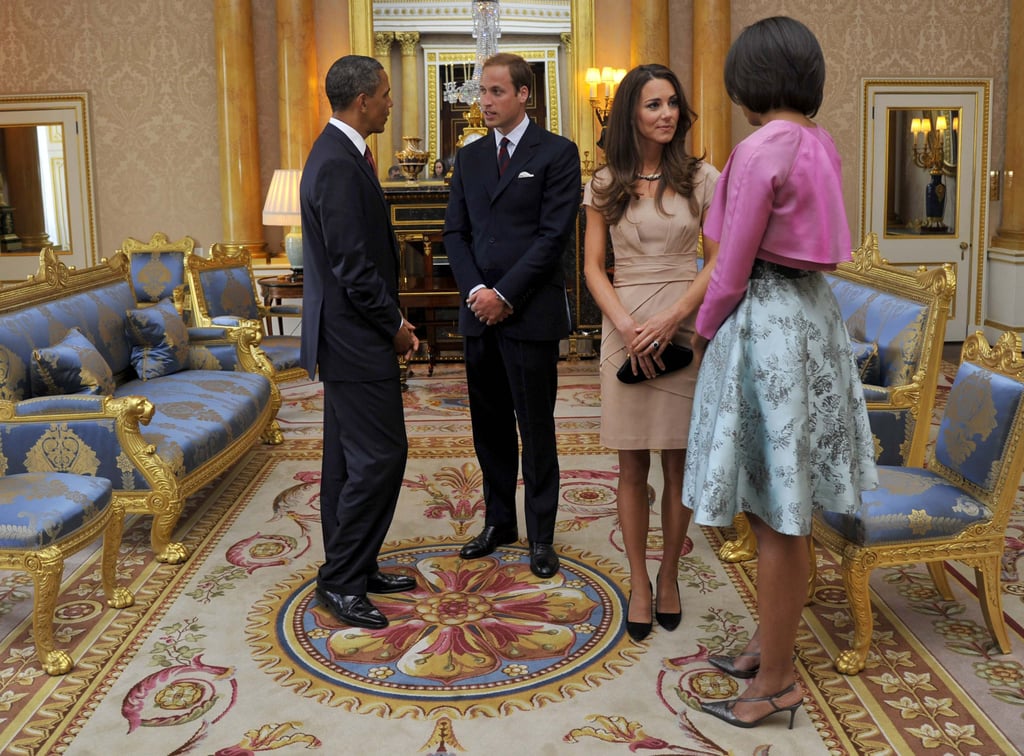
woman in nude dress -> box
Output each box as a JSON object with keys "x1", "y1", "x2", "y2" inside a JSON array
[{"x1": 583, "y1": 64, "x2": 719, "y2": 642}]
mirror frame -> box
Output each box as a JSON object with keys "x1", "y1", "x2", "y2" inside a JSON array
[
  {"x1": 348, "y1": 0, "x2": 596, "y2": 156},
  {"x1": 0, "y1": 92, "x2": 97, "y2": 279}
]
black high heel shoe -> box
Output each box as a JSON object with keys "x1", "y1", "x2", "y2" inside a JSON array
[
  {"x1": 625, "y1": 583, "x2": 653, "y2": 642},
  {"x1": 700, "y1": 682, "x2": 802, "y2": 729},
  {"x1": 655, "y1": 580, "x2": 681, "y2": 631}
]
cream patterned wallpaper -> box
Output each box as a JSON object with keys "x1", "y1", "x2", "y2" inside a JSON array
[
  {"x1": 0, "y1": 0, "x2": 1010, "y2": 260},
  {"x1": 722, "y1": 0, "x2": 1009, "y2": 240}
]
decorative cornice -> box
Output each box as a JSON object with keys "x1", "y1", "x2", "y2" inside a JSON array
[{"x1": 372, "y1": 0, "x2": 570, "y2": 34}]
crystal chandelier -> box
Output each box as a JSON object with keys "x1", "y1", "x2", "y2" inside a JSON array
[{"x1": 443, "y1": 0, "x2": 501, "y2": 107}]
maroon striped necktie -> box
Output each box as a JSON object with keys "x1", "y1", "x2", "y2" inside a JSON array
[
  {"x1": 498, "y1": 136, "x2": 511, "y2": 176},
  {"x1": 364, "y1": 146, "x2": 377, "y2": 174}
]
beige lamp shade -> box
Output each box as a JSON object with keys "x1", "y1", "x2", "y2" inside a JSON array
[{"x1": 262, "y1": 169, "x2": 301, "y2": 226}]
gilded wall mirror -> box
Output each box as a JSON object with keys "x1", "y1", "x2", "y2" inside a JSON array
[
  {"x1": 0, "y1": 93, "x2": 97, "y2": 282},
  {"x1": 863, "y1": 79, "x2": 990, "y2": 341},
  {"x1": 884, "y1": 107, "x2": 960, "y2": 236}
]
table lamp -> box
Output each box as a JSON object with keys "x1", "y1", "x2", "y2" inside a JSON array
[{"x1": 262, "y1": 168, "x2": 303, "y2": 278}]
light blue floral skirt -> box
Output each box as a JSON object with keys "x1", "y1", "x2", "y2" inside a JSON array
[{"x1": 683, "y1": 262, "x2": 878, "y2": 536}]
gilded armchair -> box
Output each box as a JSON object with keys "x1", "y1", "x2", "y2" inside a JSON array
[
  {"x1": 719, "y1": 233, "x2": 957, "y2": 563},
  {"x1": 812, "y1": 330, "x2": 1024, "y2": 674},
  {"x1": 0, "y1": 472, "x2": 134, "y2": 674},
  {"x1": 185, "y1": 244, "x2": 305, "y2": 385}
]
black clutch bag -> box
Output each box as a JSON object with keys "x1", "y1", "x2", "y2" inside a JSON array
[{"x1": 616, "y1": 342, "x2": 694, "y2": 384}]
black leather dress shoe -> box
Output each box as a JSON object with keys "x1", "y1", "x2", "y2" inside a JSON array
[
  {"x1": 460, "y1": 524, "x2": 519, "y2": 559},
  {"x1": 529, "y1": 542, "x2": 559, "y2": 578},
  {"x1": 315, "y1": 588, "x2": 388, "y2": 629},
  {"x1": 367, "y1": 570, "x2": 416, "y2": 594}
]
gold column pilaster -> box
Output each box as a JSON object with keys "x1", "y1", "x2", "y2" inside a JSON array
[
  {"x1": 396, "y1": 31, "x2": 421, "y2": 170},
  {"x1": 375, "y1": 31, "x2": 397, "y2": 179},
  {"x1": 993, "y1": 1, "x2": 1024, "y2": 249},
  {"x1": 276, "y1": 0, "x2": 317, "y2": 170},
  {"x1": 214, "y1": 0, "x2": 265, "y2": 255},
  {"x1": 572, "y1": 1, "x2": 596, "y2": 171},
  {"x1": 630, "y1": 0, "x2": 669, "y2": 68},
  {"x1": 691, "y1": 0, "x2": 731, "y2": 169}
]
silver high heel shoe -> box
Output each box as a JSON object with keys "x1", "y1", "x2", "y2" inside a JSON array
[{"x1": 700, "y1": 682, "x2": 802, "y2": 729}]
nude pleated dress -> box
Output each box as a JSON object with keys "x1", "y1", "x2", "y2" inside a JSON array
[{"x1": 583, "y1": 163, "x2": 719, "y2": 450}]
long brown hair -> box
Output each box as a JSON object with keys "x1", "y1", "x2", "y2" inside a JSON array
[{"x1": 591, "y1": 64, "x2": 703, "y2": 225}]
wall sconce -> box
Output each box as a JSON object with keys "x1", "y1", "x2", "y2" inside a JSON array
[
  {"x1": 585, "y1": 66, "x2": 626, "y2": 148},
  {"x1": 262, "y1": 168, "x2": 303, "y2": 279}
]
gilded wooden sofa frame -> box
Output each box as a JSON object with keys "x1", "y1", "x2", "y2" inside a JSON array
[
  {"x1": 0, "y1": 249, "x2": 280, "y2": 563},
  {"x1": 719, "y1": 232, "x2": 957, "y2": 563},
  {"x1": 811, "y1": 331, "x2": 1024, "y2": 674}
]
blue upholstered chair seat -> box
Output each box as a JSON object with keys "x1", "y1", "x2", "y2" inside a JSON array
[
  {"x1": 821, "y1": 466, "x2": 992, "y2": 545},
  {"x1": 0, "y1": 472, "x2": 113, "y2": 549},
  {"x1": 116, "y1": 371, "x2": 272, "y2": 474},
  {"x1": 261, "y1": 337, "x2": 301, "y2": 371}
]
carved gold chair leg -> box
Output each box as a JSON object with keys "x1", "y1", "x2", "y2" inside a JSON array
[
  {"x1": 975, "y1": 558, "x2": 1012, "y2": 654},
  {"x1": 718, "y1": 513, "x2": 758, "y2": 562},
  {"x1": 27, "y1": 546, "x2": 73, "y2": 676},
  {"x1": 101, "y1": 502, "x2": 135, "y2": 609},
  {"x1": 926, "y1": 561, "x2": 954, "y2": 601},
  {"x1": 836, "y1": 554, "x2": 873, "y2": 675},
  {"x1": 149, "y1": 502, "x2": 189, "y2": 565}
]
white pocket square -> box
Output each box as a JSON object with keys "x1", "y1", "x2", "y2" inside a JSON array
[{"x1": 517, "y1": 171, "x2": 535, "y2": 179}]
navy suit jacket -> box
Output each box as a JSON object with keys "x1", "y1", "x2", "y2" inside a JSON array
[
  {"x1": 443, "y1": 120, "x2": 581, "y2": 341},
  {"x1": 299, "y1": 124, "x2": 403, "y2": 382}
]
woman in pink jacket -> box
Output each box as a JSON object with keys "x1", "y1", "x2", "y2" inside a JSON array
[{"x1": 682, "y1": 16, "x2": 878, "y2": 729}]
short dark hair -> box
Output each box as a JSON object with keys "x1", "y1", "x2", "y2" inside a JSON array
[
  {"x1": 724, "y1": 16, "x2": 824, "y2": 117},
  {"x1": 483, "y1": 53, "x2": 532, "y2": 94},
  {"x1": 325, "y1": 55, "x2": 384, "y2": 111}
]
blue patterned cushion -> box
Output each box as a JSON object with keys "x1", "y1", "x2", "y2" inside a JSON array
[
  {"x1": 0, "y1": 472, "x2": 112, "y2": 549},
  {"x1": 198, "y1": 267, "x2": 260, "y2": 320},
  {"x1": 115, "y1": 371, "x2": 272, "y2": 475},
  {"x1": 934, "y1": 362, "x2": 1024, "y2": 491},
  {"x1": 129, "y1": 250, "x2": 186, "y2": 304},
  {"x1": 822, "y1": 466, "x2": 992, "y2": 545},
  {"x1": 31, "y1": 327, "x2": 115, "y2": 396},
  {"x1": 850, "y1": 339, "x2": 881, "y2": 385},
  {"x1": 125, "y1": 298, "x2": 190, "y2": 380},
  {"x1": 827, "y1": 276, "x2": 927, "y2": 387}
]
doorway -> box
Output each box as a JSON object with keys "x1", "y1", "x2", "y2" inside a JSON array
[{"x1": 862, "y1": 80, "x2": 991, "y2": 341}]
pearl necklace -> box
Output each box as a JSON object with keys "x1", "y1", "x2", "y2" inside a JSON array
[{"x1": 636, "y1": 172, "x2": 662, "y2": 181}]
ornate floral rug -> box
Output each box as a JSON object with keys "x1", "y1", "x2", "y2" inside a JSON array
[{"x1": 1, "y1": 361, "x2": 1022, "y2": 755}]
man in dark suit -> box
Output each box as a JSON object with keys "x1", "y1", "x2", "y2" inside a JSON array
[
  {"x1": 300, "y1": 55, "x2": 418, "y2": 629},
  {"x1": 443, "y1": 53, "x2": 581, "y2": 578}
]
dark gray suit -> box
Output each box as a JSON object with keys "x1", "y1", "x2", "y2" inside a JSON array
[
  {"x1": 300, "y1": 122, "x2": 406, "y2": 595},
  {"x1": 443, "y1": 120, "x2": 581, "y2": 544}
]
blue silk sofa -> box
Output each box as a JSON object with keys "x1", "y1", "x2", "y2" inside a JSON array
[
  {"x1": 0, "y1": 247, "x2": 282, "y2": 564},
  {"x1": 719, "y1": 232, "x2": 957, "y2": 562}
]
